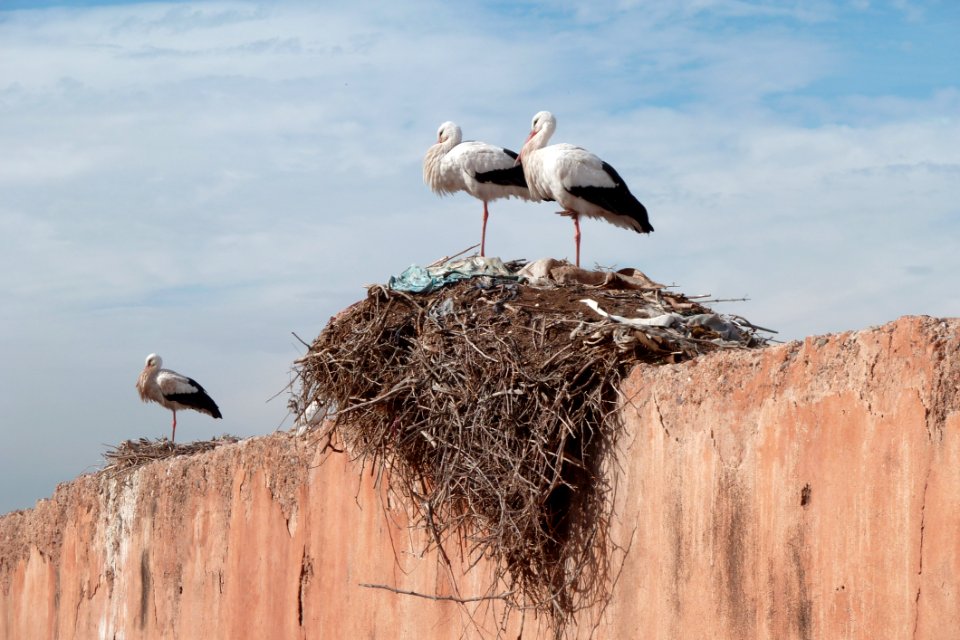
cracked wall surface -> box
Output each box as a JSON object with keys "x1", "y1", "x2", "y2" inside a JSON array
[{"x1": 0, "y1": 315, "x2": 958, "y2": 639}]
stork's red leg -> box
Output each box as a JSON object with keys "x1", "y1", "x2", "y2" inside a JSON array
[
  {"x1": 481, "y1": 201, "x2": 489, "y2": 257},
  {"x1": 572, "y1": 213, "x2": 581, "y2": 267},
  {"x1": 171, "y1": 411, "x2": 177, "y2": 443}
]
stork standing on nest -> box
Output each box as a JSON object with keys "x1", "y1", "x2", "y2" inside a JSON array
[
  {"x1": 424, "y1": 121, "x2": 531, "y2": 257},
  {"x1": 136, "y1": 353, "x2": 222, "y2": 442},
  {"x1": 518, "y1": 111, "x2": 653, "y2": 267}
]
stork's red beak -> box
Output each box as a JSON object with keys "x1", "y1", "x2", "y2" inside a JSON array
[{"x1": 516, "y1": 130, "x2": 535, "y2": 165}]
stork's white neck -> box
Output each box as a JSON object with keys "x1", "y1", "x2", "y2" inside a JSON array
[
  {"x1": 423, "y1": 122, "x2": 463, "y2": 191},
  {"x1": 521, "y1": 112, "x2": 557, "y2": 160}
]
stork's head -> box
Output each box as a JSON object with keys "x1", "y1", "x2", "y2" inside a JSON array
[
  {"x1": 143, "y1": 353, "x2": 162, "y2": 371},
  {"x1": 435, "y1": 121, "x2": 462, "y2": 146},
  {"x1": 531, "y1": 110, "x2": 554, "y2": 132},
  {"x1": 519, "y1": 110, "x2": 556, "y2": 163}
]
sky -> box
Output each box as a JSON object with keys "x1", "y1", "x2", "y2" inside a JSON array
[{"x1": 0, "y1": 0, "x2": 957, "y2": 514}]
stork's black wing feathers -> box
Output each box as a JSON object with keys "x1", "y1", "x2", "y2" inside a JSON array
[
  {"x1": 567, "y1": 161, "x2": 654, "y2": 233},
  {"x1": 474, "y1": 149, "x2": 528, "y2": 188},
  {"x1": 166, "y1": 378, "x2": 223, "y2": 419}
]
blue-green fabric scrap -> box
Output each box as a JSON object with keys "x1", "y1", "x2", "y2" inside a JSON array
[{"x1": 388, "y1": 257, "x2": 518, "y2": 293}]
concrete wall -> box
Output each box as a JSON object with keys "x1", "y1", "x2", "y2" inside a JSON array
[{"x1": 2, "y1": 316, "x2": 958, "y2": 639}]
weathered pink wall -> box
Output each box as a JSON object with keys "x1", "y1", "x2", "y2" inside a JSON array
[
  {"x1": 1, "y1": 316, "x2": 958, "y2": 639},
  {"x1": 1, "y1": 439, "x2": 523, "y2": 639},
  {"x1": 600, "y1": 315, "x2": 960, "y2": 639}
]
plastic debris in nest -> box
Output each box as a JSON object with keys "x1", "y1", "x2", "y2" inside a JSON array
[
  {"x1": 516, "y1": 257, "x2": 773, "y2": 358},
  {"x1": 386, "y1": 256, "x2": 773, "y2": 356},
  {"x1": 580, "y1": 299, "x2": 760, "y2": 347},
  {"x1": 387, "y1": 256, "x2": 520, "y2": 293},
  {"x1": 291, "y1": 256, "x2": 773, "y2": 636}
]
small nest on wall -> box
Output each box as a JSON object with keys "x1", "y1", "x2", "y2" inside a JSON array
[
  {"x1": 291, "y1": 258, "x2": 770, "y2": 636},
  {"x1": 102, "y1": 436, "x2": 240, "y2": 475}
]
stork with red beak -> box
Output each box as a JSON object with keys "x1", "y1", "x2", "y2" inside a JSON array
[{"x1": 518, "y1": 111, "x2": 653, "y2": 266}]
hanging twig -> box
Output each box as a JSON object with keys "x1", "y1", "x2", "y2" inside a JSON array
[{"x1": 359, "y1": 582, "x2": 514, "y2": 603}]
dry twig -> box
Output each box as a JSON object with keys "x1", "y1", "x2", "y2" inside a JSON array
[{"x1": 359, "y1": 583, "x2": 514, "y2": 603}]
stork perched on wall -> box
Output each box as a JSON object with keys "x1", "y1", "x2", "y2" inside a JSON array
[
  {"x1": 518, "y1": 110, "x2": 653, "y2": 266},
  {"x1": 424, "y1": 121, "x2": 531, "y2": 256},
  {"x1": 136, "y1": 353, "x2": 222, "y2": 442}
]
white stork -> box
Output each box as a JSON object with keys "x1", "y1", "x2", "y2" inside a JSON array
[
  {"x1": 424, "y1": 121, "x2": 530, "y2": 256},
  {"x1": 518, "y1": 111, "x2": 653, "y2": 267},
  {"x1": 136, "y1": 353, "x2": 222, "y2": 442}
]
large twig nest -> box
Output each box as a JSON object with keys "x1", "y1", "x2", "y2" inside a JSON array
[{"x1": 291, "y1": 258, "x2": 770, "y2": 636}]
